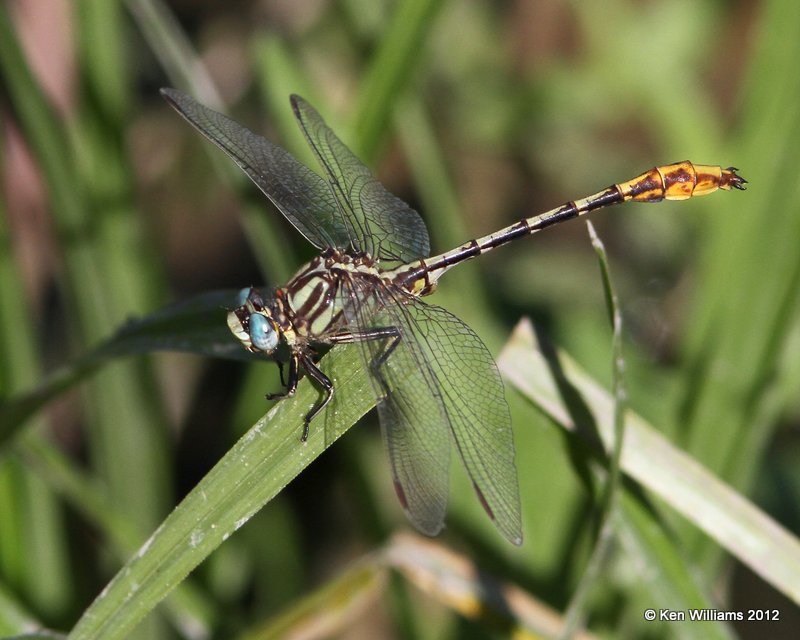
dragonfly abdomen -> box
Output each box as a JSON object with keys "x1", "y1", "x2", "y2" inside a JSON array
[
  {"x1": 405, "y1": 161, "x2": 746, "y2": 288},
  {"x1": 619, "y1": 161, "x2": 745, "y2": 202}
]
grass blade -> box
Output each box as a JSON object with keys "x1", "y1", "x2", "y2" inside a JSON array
[
  {"x1": 68, "y1": 344, "x2": 374, "y2": 639},
  {"x1": 559, "y1": 222, "x2": 627, "y2": 638},
  {"x1": 352, "y1": 0, "x2": 445, "y2": 161}
]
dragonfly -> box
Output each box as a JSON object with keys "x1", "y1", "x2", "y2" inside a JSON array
[{"x1": 161, "y1": 88, "x2": 746, "y2": 545}]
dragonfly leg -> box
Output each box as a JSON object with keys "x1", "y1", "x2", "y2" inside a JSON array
[
  {"x1": 298, "y1": 353, "x2": 333, "y2": 442},
  {"x1": 298, "y1": 328, "x2": 401, "y2": 440},
  {"x1": 267, "y1": 354, "x2": 298, "y2": 400},
  {"x1": 369, "y1": 329, "x2": 402, "y2": 398}
]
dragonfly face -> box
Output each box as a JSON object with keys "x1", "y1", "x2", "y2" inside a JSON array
[
  {"x1": 227, "y1": 287, "x2": 281, "y2": 355},
  {"x1": 162, "y1": 86, "x2": 744, "y2": 547}
]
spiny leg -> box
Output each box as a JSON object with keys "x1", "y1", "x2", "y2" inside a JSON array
[
  {"x1": 277, "y1": 360, "x2": 287, "y2": 388},
  {"x1": 297, "y1": 354, "x2": 333, "y2": 442},
  {"x1": 267, "y1": 354, "x2": 298, "y2": 401},
  {"x1": 295, "y1": 327, "x2": 402, "y2": 442}
]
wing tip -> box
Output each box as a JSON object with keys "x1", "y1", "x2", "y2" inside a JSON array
[
  {"x1": 472, "y1": 481, "x2": 523, "y2": 546},
  {"x1": 394, "y1": 480, "x2": 446, "y2": 536},
  {"x1": 160, "y1": 86, "x2": 179, "y2": 105},
  {"x1": 289, "y1": 94, "x2": 305, "y2": 117}
]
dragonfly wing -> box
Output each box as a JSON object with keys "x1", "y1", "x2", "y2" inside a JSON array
[
  {"x1": 161, "y1": 88, "x2": 352, "y2": 251},
  {"x1": 342, "y1": 278, "x2": 522, "y2": 544},
  {"x1": 393, "y1": 299, "x2": 522, "y2": 545},
  {"x1": 291, "y1": 95, "x2": 430, "y2": 263},
  {"x1": 375, "y1": 361, "x2": 451, "y2": 536},
  {"x1": 340, "y1": 278, "x2": 449, "y2": 535}
]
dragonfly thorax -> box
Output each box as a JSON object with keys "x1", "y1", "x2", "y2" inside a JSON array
[{"x1": 282, "y1": 248, "x2": 383, "y2": 341}]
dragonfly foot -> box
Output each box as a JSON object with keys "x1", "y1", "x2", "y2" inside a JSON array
[{"x1": 266, "y1": 389, "x2": 295, "y2": 401}]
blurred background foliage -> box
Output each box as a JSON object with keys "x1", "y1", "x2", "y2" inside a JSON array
[{"x1": 1, "y1": 0, "x2": 799, "y2": 638}]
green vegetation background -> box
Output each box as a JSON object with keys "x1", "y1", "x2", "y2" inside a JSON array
[{"x1": 1, "y1": 0, "x2": 799, "y2": 638}]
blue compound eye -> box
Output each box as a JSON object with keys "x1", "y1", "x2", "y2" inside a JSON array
[
  {"x1": 235, "y1": 288, "x2": 250, "y2": 307},
  {"x1": 248, "y1": 313, "x2": 278, "y2": 352}
]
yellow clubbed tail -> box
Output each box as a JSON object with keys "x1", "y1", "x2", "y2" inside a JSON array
[{"x1": 619, "y1": 161, "x2": 747, "y2": 202}]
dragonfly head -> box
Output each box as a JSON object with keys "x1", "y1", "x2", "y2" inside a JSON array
[{"x1": 228, "y1": 287, "x2": 280, "y2": 354}]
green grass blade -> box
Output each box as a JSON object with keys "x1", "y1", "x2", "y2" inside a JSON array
[
  {"x1": 680, "y1": 0, "x2": 800, "y2": 504},
  {"x1": 68, "y1": 344, "x2": 374, "y2": 640},
  {"x1": 559, "y1": 223, "x2": 627, "y2": 638},
  {"x1": 125, "y1": 0, "x2": 222, "y2": 106},
  {"x1": 497, "y1": 320, "x2": 800, "y2": 606},
  {"x1": 17, "y1": 437, "x2": 215, "y2": 637},
  {"x1": 0, "y1": 579, "x2": 43, "y2": 636},
  {"x1": 352, "y1": 0, "x2": 445, "y2": 161},
  {"x1": 0, "y1": 7, "x2": 102, "y2": 317},
  {"x1": 0, "y1": 105, "x2": 72, "y2": 620}
]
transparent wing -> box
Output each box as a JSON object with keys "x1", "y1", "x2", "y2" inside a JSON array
[
  {"x1": 291, "y1": 96, "x2": 430, "y2": 263},
  {"x1": 161, "y1": 88, "x2": 352, "y2": 251},
  {"x1": 341, "y1": 278, "x2": 522, "y2": 544}
]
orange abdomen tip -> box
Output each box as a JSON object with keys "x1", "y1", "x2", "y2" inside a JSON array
[{"x1": 620, "y1": 161, "x2": 747, "y2": 203}]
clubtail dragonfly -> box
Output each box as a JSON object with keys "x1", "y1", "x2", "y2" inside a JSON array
[{"x1": 161, "y1": 88, "x2": 745, "y2": 545}]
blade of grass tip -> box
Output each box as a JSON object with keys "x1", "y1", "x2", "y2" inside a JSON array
[
  {"x1": 0, "y1": 291, "x2": 247, "y2": 449},
  {"x1": 497, "y1": 320, "x2": 800, "y2": 606},
  {"x1": 384, "y1": 533, "x2": 598, "y2": 639},
  {"x1": 499, "y1": 322, "x2": 767, "y2": 638},
  {"x1": 559, "y1": 222, "x2": 627, "y2": 639},
  {"x1": 586, "y1": 222, "x2": 626, "y2": 506},
  {"x1": 126, "y1": 0, "x2": 222, "y2": 108},
  {"x1": 67, "y1": 344, "x2": 375, "y2": 640},
  {"x1": 352, "y1": 0, "x2": 446, "y2": 162}
]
